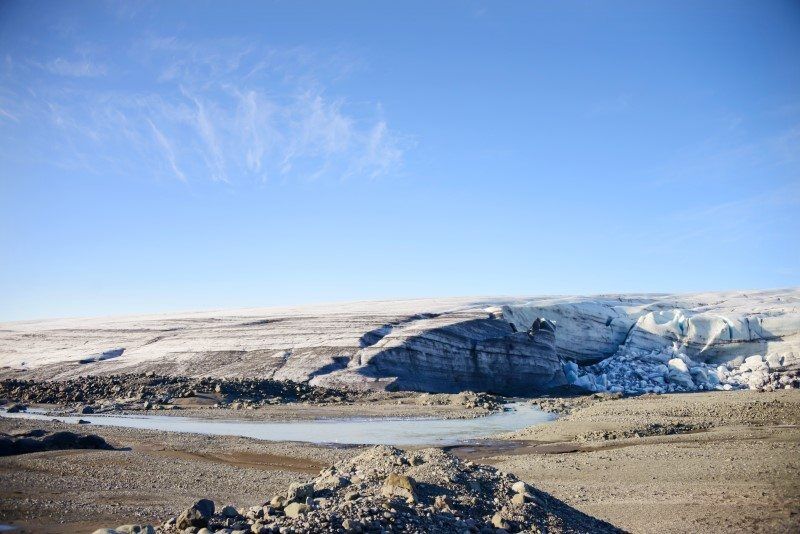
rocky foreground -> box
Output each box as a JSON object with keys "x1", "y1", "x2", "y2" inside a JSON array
[
  {"x1": 1, "y1": 389, "x2": 797, "y2": 533},
  {"x1": 91, "y1": 445, "x2": 620, "y2": 534}
]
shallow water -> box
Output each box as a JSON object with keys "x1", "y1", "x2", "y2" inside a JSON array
[{"x1": 0, "y1": 403, "x2": 553, "y2": 446}]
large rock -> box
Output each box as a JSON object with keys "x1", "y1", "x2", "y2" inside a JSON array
[
  {"x1": 283, "y1": 502, "x2": 309, "y2": 518},
  {"x1": 286, "y1": 482, "x2": 314, "y2": 503},
  {"x1": 380, "y1": 473, "x2": 418, "y2": 503},
  {"x1": 176, "y1": 499, "x2": 214, "y2": 529},
  {"x1": 0, "y1": 430, "x2": 112, "y2": 457}
]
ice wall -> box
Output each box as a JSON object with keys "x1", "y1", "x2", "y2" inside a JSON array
[
  {"x1": 501, "y1": 290, "x2": 800, "y2": 394},
  {"x1": 1, "y1": 289, "x2": 797, "y2": 396}
]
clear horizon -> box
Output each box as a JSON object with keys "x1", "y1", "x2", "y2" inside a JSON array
[{"x1": 1, "y1": 1, "x2": 799, "y2": 321}]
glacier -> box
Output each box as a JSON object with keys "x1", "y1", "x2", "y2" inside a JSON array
[{"x1": 0, "y1": 289, "x2": 797, "y2": 396}]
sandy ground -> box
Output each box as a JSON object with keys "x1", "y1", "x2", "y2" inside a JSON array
[
  {"x1": 1, "y1": 390, "x2": 798, "y2": 533},
  {"x1": 474, "y1": 390, "x2": 800, "y2": 533},
  {"x1": 0, "y1": 419, "x2": 360, "y2": 533}
]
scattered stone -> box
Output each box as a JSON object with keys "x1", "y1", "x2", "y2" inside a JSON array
[{"x1": 578, "y1": 421, "x2": 710, "y2": 442}]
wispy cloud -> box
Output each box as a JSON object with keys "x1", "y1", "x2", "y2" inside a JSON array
[
  {"x1": 631, "y1": 182, "x2": 800, "y2": 254},
  {"x1": 1, "y1": 36, "x2": 406, "y2": 185},
  {"x1": 645, "y1": 114, "x2": 800, "y2": 188},
  {"x1": 147, "y1": 119, "x2": 186, "y2": 182},
  {"x1": 44, "y1": 57, "x2": 107, "y2": 77},
  {"x1": 0, "y1": 107, "x2": 19, "y2": 123}
]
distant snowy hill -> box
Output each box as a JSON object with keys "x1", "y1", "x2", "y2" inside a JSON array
[{"x1": 1, "y1": 289, "x2": 798, "y2": 395}]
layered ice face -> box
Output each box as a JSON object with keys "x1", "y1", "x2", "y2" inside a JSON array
[{"x1": 1, "y1": 289, "x2": 797, "y2": 396}]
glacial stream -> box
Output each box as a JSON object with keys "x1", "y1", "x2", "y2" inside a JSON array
[{"x1": 0, "y1": 402, "x2": 554, "y2": 446}]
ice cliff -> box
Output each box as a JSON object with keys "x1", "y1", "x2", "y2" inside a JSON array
[
  {"x1": 0, "y1": 289, "x2": 797, "y2": 396},
  {"x1": 502, "y1": 289, "x2": 800, "y2": 394}
]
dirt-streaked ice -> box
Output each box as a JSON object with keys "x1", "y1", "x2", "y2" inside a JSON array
[{"x1": 1, "y1": 289, "x2": 797, "y2": 395}]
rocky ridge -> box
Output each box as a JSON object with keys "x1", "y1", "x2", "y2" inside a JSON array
[
  {"x1": 0, "y1": 373, "x2": 360, "y2": 411},
  {"x1": 0, "y1": 374, "x2": 502, "y2": 416}
]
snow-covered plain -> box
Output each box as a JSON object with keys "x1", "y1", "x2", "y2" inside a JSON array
[{"x1": 0, "y1": 289, "x2": 797, "y2": 395}]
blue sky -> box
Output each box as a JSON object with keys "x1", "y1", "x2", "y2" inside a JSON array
[{"x1": 1, "y1": 1, "x2": 799, "y2": 321}]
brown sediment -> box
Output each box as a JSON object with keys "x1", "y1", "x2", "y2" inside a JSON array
[{"x1": 145, "y1": 448, "x2": 326, "y2": 474}]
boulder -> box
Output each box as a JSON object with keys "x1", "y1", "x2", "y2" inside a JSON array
[
  {"x1": 380, "y1": 473, "x2": 418, "y2": 503},
  {"x1": 314, "y1": 474, "x2": 350, "y2": 492},
  {"x1": 511, "y1": 481, "x2": 531, "y2": 494},
  {"x1": 511, "y1": 493, "x2": 528, "y2": 506},
  {"x1": 283, "y1": 502, "x2": 309, "y2": 518},
  {"x1": 176, "y1": 499, "x2": 215, "y2": 529},
  {"x1": 221, "y1": 505, "x2": 239, "y2": 517},
  {"x1": 286, "y1": 482, "x2": 314, "y2": 503},
  {"x1": 491, "y1": 512, "x2": 511, "y2": 529}
]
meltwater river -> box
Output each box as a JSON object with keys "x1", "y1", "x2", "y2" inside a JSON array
[{"x1": 1, "y1": 402, "x2": 554, "y2": 446}]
